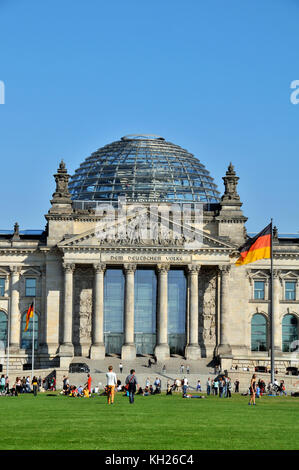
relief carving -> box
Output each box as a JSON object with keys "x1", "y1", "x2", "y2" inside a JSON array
[
  {"x1": 73, "y1": 267, "x2": 93, "y2": 349},
  {"x1": 198, "y1": 268, "x2": 217, "y2": 347}
]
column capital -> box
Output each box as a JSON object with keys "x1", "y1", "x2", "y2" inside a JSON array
[
  {"x1": 9, "y1": 265, "x2": 21, "y2": 275},
  {"x1": 218, "y1": 264, "x2": 231, "y2": 275},
  {"x1": 156, "y1": 263, "x2": 170, "y2": 274},
  {"x1": 123, "y1": 263, "x2": 137, "y2": 274},
  {"x1": 93, "y1": 263, "x2": 106, "y2": 274},
  {"x1": 63, "y1": 262, "x2": 75, "y2": 273},
  {"x1": 187, "y1": 264, "x2": 201, "y2": 275},
  {"x1": 273, "y1": 269, "x2": 281, "y2": 279}
]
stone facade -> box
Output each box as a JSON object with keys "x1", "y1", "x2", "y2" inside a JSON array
[{"x1": 0, "y1": 159, "x2": 298, "y2": 375}]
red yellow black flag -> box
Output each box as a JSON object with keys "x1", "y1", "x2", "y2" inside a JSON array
[
  {"x1": 24, "y1": 302, "x2": 34, "y2": 332},
  {"x1": 235, "y1": 223, "x2": 271, "y2": 266}
]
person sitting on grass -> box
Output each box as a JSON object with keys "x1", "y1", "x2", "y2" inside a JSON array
[
  {"x1": 83, "y1": 386, "x2": 90, "y2": 398},
  {"x1": 149, "y1": 385, "x2": 154, "y2": 395},
  {"x1": 154, "y1": 377, "x2": 161, "y2": 394},
  {"x1": 143, "y1": 386, "x2": 150, "y2": 396},
  {"x1": 10, "y1": 383, "x2": 18, "y2": 396},
  {"x1": 166, "y1": 381, "x2": 172, "y2": 395},
  {"x1": 77, "y1": 385, "x2": 83, "y2": 397}
]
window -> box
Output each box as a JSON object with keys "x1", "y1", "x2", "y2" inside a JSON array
[
  {"x1": 25, "y1": 278, "x2": 36, "y2": 297},
  {"x1": 282, "y1": 314, "x2": 298, "y2": 352},
  {"x1": 0, "y1": 311, "x2": 8, "y2": 349},
  {"x1": 0, "y1": 278, "x2": 5, "y2": 297},
  {"x1": 254, "y1": 281, "x2": 265, "y2": 300},
  {"x1": 251, "y1": 314, "x2": 267, "y2": 351},
  {"x1": 21, "y1": 311, "x2": 38, "y2": 350},
  {"x1": 285, "y1": 281, "x2": 296, "y2": 301}
]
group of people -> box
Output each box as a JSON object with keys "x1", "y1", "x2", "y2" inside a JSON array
[
  {"x1": 205, "y1": 376, "x2": 234, "y2": 397},
  {"x1": 246, "y1": 374, "x2": 288, "y2": 405},
  {"x1": 0, "y1": 374, "x2": 57, "y2": 396},
  {"x1": 61, "y1": 373, "x2": 92, "y2": 398}
]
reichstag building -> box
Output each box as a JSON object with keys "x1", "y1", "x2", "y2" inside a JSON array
[{"x1": 0, "y1": 134, "x2": 298, "y2": 373}]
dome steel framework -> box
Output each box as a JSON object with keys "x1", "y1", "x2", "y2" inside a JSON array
[{"x1": 69, "y1": 135, "x2": 220, "y2": 204}]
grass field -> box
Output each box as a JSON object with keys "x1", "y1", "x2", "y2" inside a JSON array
[{"x1": 0, "y1": 391, "x2": 298, "y2": 450}]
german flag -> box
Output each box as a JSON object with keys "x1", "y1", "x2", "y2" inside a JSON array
[
  {"x1": 24, "y1": 302, "x2": 34, "y2": 332},
  {"x1": 235, "y1": 223, "x2": 271, "y2": 266}
]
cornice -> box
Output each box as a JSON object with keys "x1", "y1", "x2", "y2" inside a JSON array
[{"x1": 58, "y1": 245, "x2": 234, "y2": 255}]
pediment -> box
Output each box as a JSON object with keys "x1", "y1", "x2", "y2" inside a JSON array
[
  {"x1": 22, "y1": 267, "x2": 41, "y2": 276},
  {"x1": 280, "y1": 271, "x2": 299, "y2": 280},
  {"x1": 58, "y1": 213, "x2": 236, "y2": 251}
]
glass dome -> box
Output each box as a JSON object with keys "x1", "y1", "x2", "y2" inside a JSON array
[{"x1": 69, "y1": 135, "x2": 220, "y2": 204}]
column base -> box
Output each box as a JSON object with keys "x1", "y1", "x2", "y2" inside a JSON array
[
  {"x1": 220, "y1": 357, "x2": 233, "y2": 372},
  {"x1": 58, "y1": 342, "x2": 74, "y2": 357},
  {"x1": 90, "y1": 343, "x2": 106, "y2": 360},
  {"x1": 154, "y1": 343, "x2": 170, "y2": 362},
  {"x1": 121, "y1": 343, "x2": 136, "y2": 361},
  {"x1": 8, "y1": 345, "x2": 20, "y2": 354},
  {"x1": 185, "y1": 344, "x2": 201, "y2": 360},
  {"x1": 217, "y1": 344, "x2": 232, "y2": 356}
]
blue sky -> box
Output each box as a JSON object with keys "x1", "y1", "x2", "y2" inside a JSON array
[{"x1": 0, "y1": 0, "x2": 298, "y2": 233}]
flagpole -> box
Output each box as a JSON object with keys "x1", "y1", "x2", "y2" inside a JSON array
[
  {"x1": 270, "y1": 218, "x2": 275, "y2": 384},
  {"x1": 31, "y1": 298, "x2": 35, "y2": 381},
  {"x1": 6, "y1": 293, "x2": 11, "y2": 380}
]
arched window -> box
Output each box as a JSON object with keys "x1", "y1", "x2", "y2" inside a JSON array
[
  {"x1": 251, "y1": 314, "x2": 267, "y2": 351},
  {"x1": 21, "y1": 311, "x2": 38, "y2": 350},
  {"x1": 0, "y1": 311, "x2": 8, "y2": 349},
  {"x1": 282, "y1": 314, "x2": 298, "y2": 352}
]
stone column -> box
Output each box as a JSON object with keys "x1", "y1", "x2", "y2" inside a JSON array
[
  {"x1": 154, "y1": 264, "x2": 170, "y2": 361},
  {"x1": 59, "y1": 263, "x2": 75, "y2": 358},
  {"x1": 9, "y1": 266, "x2": 21, "y2": 352},
  {"x1": 90, "y1": 263, "x2": 106, "y2": 359},
  {"x1": 185, "y1": 264, "x2": 201, "y2": 360},
  {"x1": 273, "y1": 270, "x2": 282, "y2": 353},
  {"x1": 217, "y1": 265, "x2": 232, "y2": 357},
  {"x1": 121, "y1": 264, "x2": 136, "y2": 360}
]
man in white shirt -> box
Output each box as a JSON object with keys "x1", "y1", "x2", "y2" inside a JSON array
[
  {"x1": 183, "y1": 377, "x2": 188, "y2": 397},
  {"x1": 106, "y1": 365, "x2": 117, "y2": 405}
]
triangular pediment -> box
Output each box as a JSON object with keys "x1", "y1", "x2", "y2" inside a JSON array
[
  {"x1": 58, "y1": 212, "x2": 236, "y2": 251},
  {"x1": 22, "y1": 267, "x2": 41, "y2": 276}
]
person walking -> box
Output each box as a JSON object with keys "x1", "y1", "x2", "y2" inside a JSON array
[
  {"x1": 119, "y1": 363, "x2": 123, "y2": 374},
  {"x1": 234, "y1": 379, "x2": 240, "y2": 393},
  {"x1": 0, "y1": 375, "x2": 5, "y2": 394},
  {"x1": 214, "y1": 378, "x2": 219, "y2": 396},
  {"x1": 249, "y1": 374, "x2": 257, "y2": 405},
  {"x1": 182, "y1": 377, "x2": 188, "y2": 397},
  {"x1": 206, "y1": 377, "x2": 211, "y2": 396},
  {"x1": 180, "y1": 364, "x2": 184, "y2": 374},
  {"x1": 219, "y1": 378, "x2": 224, "y2": 398},
  {"x1": 186, "y1": 365, "x2": 190, "y2": 374},
  {"x1": 125, "y1": 369, "x2": 139, "y2": 404},
  {"x1": 106, "y1": 365, "x2": 117, "y2": 405},
  {"x1": 32, "y1": 376, "x2": 38, "y2": 397},
  {"x1": 86, "y1": 374, "x2": 92, "y2": 394}
]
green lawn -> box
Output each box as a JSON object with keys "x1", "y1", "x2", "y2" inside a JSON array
[{"x1": 0, "y1": 392, "x2": 298, "y2": 450}]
